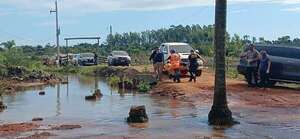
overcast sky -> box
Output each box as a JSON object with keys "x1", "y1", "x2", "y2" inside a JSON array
[{"x1": 0, "y1": 0, "x2": 300, "y2": 45}]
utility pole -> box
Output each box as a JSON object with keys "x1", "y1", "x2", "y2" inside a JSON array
[
  {"x1": 50, "y1": 0, "x2": 60, "y2": 67},
  {"x1": 110, "y1": 25, "x2": 113, "y2": 36}
]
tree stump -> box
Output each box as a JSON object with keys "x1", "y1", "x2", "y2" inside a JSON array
[
  {"x1": 0, "y1": 101, "x2": 7, "y2": 112},
  {"x1": 127, "y1": 105, "x2": 148, "y2": 123},
  {"x1": 32, "y1": 117, "x2": 43, "y2": 121},
  {"x1": 39, "y1": 91, "x2": 45, "y2": 95},
  {"x1": 85, "y1": 89, "x2": 103, "y2": 101},
  {"x1": 93, "y1": 89, "x2": 103, "y2": 98}
]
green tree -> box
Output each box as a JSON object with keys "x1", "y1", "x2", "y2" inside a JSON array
[{"x1": 1, "y1": 40, "x2": 16, "y2": 50}]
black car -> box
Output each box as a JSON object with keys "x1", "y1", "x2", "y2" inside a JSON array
[{"x1": 237, "y1": 44, "x2": 300, "y2": 86}]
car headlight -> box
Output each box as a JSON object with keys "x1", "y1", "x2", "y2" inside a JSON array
[{"x1": 197, "y1": 60, "x2": 204, "y2": 65}]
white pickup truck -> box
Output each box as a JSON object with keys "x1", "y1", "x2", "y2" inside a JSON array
[{"x1": 160, "y1": 42, "x2": 204, "y2": 76}]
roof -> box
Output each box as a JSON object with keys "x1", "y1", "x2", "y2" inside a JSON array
[
  {"x1": 254, "y1": 43, "x2": 300, "y2": 50},
  {"x1": 161, "y1": 42, "x2": 189, "y2": 46},
  {"x1": 112, "y1": 50, "x2": 127, "y2": 53},
  {"x1": 64, "y1": 37, "x2": 101, "y2": 40}
]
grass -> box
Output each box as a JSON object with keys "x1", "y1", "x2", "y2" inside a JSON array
[{"x1": 43, "y1": 64, "x2": 106, "y2": 75}]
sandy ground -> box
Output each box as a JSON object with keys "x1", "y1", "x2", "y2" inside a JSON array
[{"x1": 151, "y1": 69, "x2": 300, "y2": 108}]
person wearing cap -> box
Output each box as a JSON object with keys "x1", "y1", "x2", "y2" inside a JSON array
[
  {"x1": 241, "y1": 44, "x2": 260, "y2": 87},
  {"x1": 149, "y1": 47, "x2": 164, "y2": 81},
  {"x1": 167, "y1": 49, "x2": 181, "y2": 83},
  {"x1": 258, "y1": 51, "x2": 271, "y2": 87}
]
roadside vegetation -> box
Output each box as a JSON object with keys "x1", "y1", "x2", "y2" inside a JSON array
[{"x1": 1, "y1": 24, "x2": 300, "y2": 80}]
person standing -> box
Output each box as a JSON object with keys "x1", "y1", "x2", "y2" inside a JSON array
[
  {"x1": 188, "y1": 50, "x2": 205, "y2": 82},
  {"x1": 167, "y1": 49, "x2": 181, "y2": 83},
  {"x1": 258, "y1": 51, "x2": 271, "y2": 87},
  {"x1": 149, "y1": 47, "x2": 164, "y2": 81},
  {"x1": 94, "y1": 52, "x2": 98, "y2": 65},
  {"x1": 240, "y1": 44, "x2": 260, "y2": 87}
]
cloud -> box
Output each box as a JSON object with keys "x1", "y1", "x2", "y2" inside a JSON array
[
  {"x1": 282, "y1": 7, "x2": 300, "y2": 12},
  {"x1": 0, "y1": 0, "x2": 300, "y2": 14}
]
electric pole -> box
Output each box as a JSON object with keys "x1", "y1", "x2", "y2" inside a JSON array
[
  {"x1": 50, "y1": 0, "x2": 60, "y2": 67},
  {"x1": 110, "y1": 25, "x2": 113, "y2": 36}
]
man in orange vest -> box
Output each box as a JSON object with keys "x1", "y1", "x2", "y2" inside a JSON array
[{"x1": 167, "y1": 49, "x2": 181, "y2": 83}]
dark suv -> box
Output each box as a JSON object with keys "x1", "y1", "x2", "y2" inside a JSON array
[{"x1": 237, "y1": 44, "x2": 300, "y2": 86}]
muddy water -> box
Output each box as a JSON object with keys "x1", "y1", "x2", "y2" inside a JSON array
[{"x1": 0, "y1": 76, "x2": 300, "y2": 139}]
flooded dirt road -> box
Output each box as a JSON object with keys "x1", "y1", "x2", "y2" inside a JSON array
[{"x1": 0, "y1": 72, "x2": 300, "y2": 139}]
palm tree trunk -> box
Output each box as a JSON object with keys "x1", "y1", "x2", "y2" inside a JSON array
[{"x1": 208, "y1": 0, "x2": 233, "y2": 125}]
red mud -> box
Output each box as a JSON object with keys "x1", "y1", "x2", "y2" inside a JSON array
[
  {"x1": 0, "y1": 123, "x2": 40, "y2": 136},
  {"x1": 151, "y1": 69, "x2": 300, "y2": 108}
]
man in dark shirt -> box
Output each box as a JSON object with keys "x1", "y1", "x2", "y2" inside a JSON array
[
  {"x1": 149, "y1": 47, "x2": 164, "y2": 81},
  {"x1": 259, "y1": 51, "x2": 271, "y2": 87},
  {"x1": 188, "y1": 50, "x2": 205, "y2": 82}
]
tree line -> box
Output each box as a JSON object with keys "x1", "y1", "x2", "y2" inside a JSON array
[{"x1": 1, "y1": 24, "x2": 300, "y2": 69}]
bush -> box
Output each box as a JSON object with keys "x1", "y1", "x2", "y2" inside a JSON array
[
  {"x1": 107, "y1": 76, "x2": 121, "y2": 87},
  {"x1": 137, "y1": 82, "x2": 151, "y2": 93}
]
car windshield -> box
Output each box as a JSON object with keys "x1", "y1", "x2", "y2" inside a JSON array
[
  {"x1": 169, "y1": 45, "x2": 194, "y2": 53},
  {"x1": 80, "y1": 53, "x2": 94, "y2": 57},
  {"x1": 112, "y1": 51, "x2": 128, "y2": 56}
]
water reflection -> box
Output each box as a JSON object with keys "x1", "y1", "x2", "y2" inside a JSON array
[
  {"x1": 1, "y1": 75, "x2": 298, "y2": 138},
  {"x1": 56, "y1": 83, "x2": 61, "y2": 116}
]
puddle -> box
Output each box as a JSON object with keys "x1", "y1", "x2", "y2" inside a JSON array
[{"x1": 0, "y1": 75, "x2": 299, "y2": 138}]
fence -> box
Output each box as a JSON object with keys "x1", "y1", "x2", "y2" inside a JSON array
[{"x1": 205, "y1": 57, "x2": 240, "y2": 69}]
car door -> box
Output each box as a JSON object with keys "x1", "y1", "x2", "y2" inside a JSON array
[
  {"x1": 108, "y1": 53, "x2": 113, "y2": 64},
  {"x1": 160, "y1": 45, "x2": 169, "y2": 62},
  {"x1": 281, "y1": 48, "x2": 300, "y2": 82}
]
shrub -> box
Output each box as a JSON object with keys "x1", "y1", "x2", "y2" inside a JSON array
[{"x1": 137, "y1": 82, "x2": 151, "y2": 93}]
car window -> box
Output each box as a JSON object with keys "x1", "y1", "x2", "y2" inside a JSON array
[
  {"x1": 80, "y1": 53, "x2": 94, "y2": 57},
  {"x1": 169, "y1": 45, "x2": 193, "y2": 53},
  {"x1": 256, "y1": 46, "x2": 300, "y2": 59},
  {"x1": 112, "y1": 51, "x2": 128, "y2": 56},
  {"x1": 163, "y1": 46, "x2": 168, "y2": 53}
]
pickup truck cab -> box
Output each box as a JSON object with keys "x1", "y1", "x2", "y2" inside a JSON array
[
  {"x1": 160, "y1": 42, "x2": 204, "y2": 76},
  {"x1": 237, "y1": 44, "x2": 300, "y2": 86}
]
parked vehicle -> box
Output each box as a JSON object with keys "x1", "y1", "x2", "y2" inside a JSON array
[
  {"x1": 108, "y1": 51, "x2": 131, "y2": 66},
  {"x1": 160, "y1": 42, "x2": 204, "y2": 76},
  {"x1": 237, "y1": 44, "x2": 300, "y2": 86},
  {"x1": 78, "y1": 53, "x2": 96, "y2": 66},
  {"x1": 70, "y1": 54, "x2": 80, "y2": 66}
]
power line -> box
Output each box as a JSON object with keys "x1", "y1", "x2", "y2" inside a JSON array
[{"x1": 173, "y1": 6, "x2": 211, "y2": 25}]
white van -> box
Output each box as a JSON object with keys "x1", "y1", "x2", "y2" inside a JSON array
[{"x1": 160, "y1": 42, "x2": 204, "y2": 76}]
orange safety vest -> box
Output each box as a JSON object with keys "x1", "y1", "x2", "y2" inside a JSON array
[{"x1": 170, "y1": 53, "x2": 181, "y2": 70}]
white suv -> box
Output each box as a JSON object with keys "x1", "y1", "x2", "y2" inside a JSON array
[{"x1": 160, "y1": 42, "x2": 204, "y2": 76}]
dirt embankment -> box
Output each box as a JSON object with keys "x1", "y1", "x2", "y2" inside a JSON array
[
  {"x1": 0, "y1": 123, "x2": 40, "y2": 136},
  {"x1": 151, "y1": 69, "x2": 300, "y2": 108},
  {"x1": 94, "y1": 66, "x2": 142, "y2": 78},
  {"x1": 0, "y1": 122, "x2": 81, "y2": 138},
  {"x1": 0, "y1": 67, "x2": 61, "y2": 94}
]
